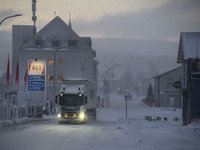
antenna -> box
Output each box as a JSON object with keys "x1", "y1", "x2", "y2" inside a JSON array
[
  {"x1": 32, "y1": 0, "x2": 37, "y2": 34},
  {"x1": 196, "y1": 38, "x2": 199, "y2": 60},
  {"x1": 69, "y1": 11, "x2": 72, "y2": 29}
]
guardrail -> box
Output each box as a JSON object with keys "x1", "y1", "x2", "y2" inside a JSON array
[{"x1": 0, "y1": 105, "x2": 43, "y2": 120}]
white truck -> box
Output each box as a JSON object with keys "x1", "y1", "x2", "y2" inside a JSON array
[{"x1": 55, "y1": 79, "x2": 97, "y2": 123}]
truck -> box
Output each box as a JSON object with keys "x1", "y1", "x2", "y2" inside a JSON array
[{"x1": 55, "y1": 79, "x2": 97, "y2": 124}]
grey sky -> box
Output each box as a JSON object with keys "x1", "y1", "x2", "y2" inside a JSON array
[
  {"x1": 1, "y1": 0, "x2": 200, "y2": 41},
  {"x1": 73, "y1": 0, "x2": 200, "y2": 41}
]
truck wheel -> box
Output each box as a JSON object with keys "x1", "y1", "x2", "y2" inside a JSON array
[{"x1": 89, "y1": 111, "x2": 96, "y2": 121}]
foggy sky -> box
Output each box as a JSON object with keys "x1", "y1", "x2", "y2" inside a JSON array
[
  {"x1": 0, "y1": 0, "x2": 200, "y2": 73},
  {"x1": 1, "y1": 0, "x2": 200, "y2": 41}
]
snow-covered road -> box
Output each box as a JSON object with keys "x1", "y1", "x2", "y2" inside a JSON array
[{"x1": 0, "y1": 94, "x2": 200, "y2": 150}]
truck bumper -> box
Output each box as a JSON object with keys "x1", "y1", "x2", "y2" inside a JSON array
[
  {"x1": 58, "y1": 118, "x2": 85, "y2": 123},
  {"x1": 57, "y1": 113, "x2": 86, "y2": 123}
]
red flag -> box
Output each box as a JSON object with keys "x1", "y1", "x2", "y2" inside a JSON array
[
  {"x1": 24, "y1": 69, "x2": 28, "y2": 88},
  {"x1": 15, "y1": 61, "x2": 19, "y2": 88},
  {"x1": 6, "y1": 54, "x2": 9, "y2": 85}
]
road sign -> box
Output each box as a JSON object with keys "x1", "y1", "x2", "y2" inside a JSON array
[
  {"x1": 28, "y1": 75, "x2": 45, "y2": 81},
  {"x1": 28, "y1": 86, "x2": 45, "y2": 91},
  {"x1": 28, "y1": 60, "x2": 45, "y2": 75},
  {"x1": 28, "y1": 60, "x2": 46, "y2": 92},
  {"x1": 174, "y1": 81, "x2": 181, "y2": 89},
  {"x1": 28, "y1": 81, "x2": 45, "y2": 86}
]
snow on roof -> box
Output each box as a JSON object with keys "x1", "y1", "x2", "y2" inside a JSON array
[
  {"x1": 21, "y1": 16, "x2": 92, "y2": 50},
  {"x1": 60, "y1": 84, "x2": 85, "y2": 94},
  {"x1": 154, "y1": 66, "x2": 181, "y2": 78},
  {"x1": 177, "y1": 32, "x2": 200, "y2": 63},
  {"x1": 63, "y1": 78, "x2": 89, "y2": 81},
  {"x1": 142, "y1": 73, "x2": 159, "y2": 79}
]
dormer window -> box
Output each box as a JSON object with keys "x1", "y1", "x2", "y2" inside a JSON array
[
  {"x1": 68, "y1": 39, "x2": 77, "y2": 47},
  {"x1": 36, "y1": 40, "x2": 43, "y2": 47},
  {"x1": 52, "y1": 40, "x2": 60, "y2": 47},
  {"x1": 34, "y1": 35, "x2": 46, "y2": 48},
  {"x1": 51, "y1": 36, "x2": 62, "y2": 47}
]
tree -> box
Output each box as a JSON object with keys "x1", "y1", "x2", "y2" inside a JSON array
[{"x1": 147, "y1": 83, "x2": 154, "y2": 104}]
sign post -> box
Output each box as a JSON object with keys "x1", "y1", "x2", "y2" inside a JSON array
[
  {"x1": 124, "y1": 91, "x2": 129, "y2": 119},
  {"x1": 27, "y1": 59, "x2": 46, "y2": 107}
]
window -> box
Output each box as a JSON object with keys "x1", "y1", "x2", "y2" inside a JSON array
[
  {"x1": 167, "y1": 77, "x2": 174, "y2": 88},
  {"x1": 51, "y1": 40, "x2": 60, "y2": 47},
  {"x1": 51, "y1": 36, "x2": 62, "y2": 47},
  {"x1": 57, "y1": 74, "x2": 63, "y2": 82},
  {"x1": 47, "y1": 74, "x2": 54, "y2": 81},
  {"x1": 35, "y1": 35, "x2": 46, "y2": 47},
  {"x1": 58, "y1": 57, "x2": 63, "y2": 65},
  {"x1": 35, "y1": 40, "x2": 43, "y2": 47},
  {"x1": 68, "y1": 39, "x2": 77, "y2": 47},
  {"x1": 168, "y1": 96, "x2": 175, "y2": 107},
  {"x1": 48, "y1": 57, "x2": 54, "y2": 65}
]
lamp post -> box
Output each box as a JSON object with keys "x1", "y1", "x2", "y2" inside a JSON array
[
  {"x1": 53, "y1": 47, "x2": 67, "y2": 114},
  {"x1": 104, "y1": 64, "x2": 121, "y2": 107},
  {"x1": 0, "y1": 14, "x2": 22, "y2": 26},
  {"x1": 82, "y1": 56, "x2": 93, "y2": 78},
  {"x1": 0, "y1": 14, "x2": 22, "y2": 107}
]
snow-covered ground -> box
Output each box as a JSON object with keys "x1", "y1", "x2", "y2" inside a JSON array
[{"x1": 0, "y1": 94, "x2": 199, "y2": 150}]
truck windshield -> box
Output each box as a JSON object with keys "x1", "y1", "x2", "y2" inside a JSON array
[{"x1": 59, "y1": 94, "x2": 84, "y2": 106}]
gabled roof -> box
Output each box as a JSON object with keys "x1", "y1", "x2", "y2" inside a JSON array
[
  {"x1": 177, "y1": 32, "x2": 200, "y2": 63},
  {"x1": 21, "y1": 16, "x2": 92, "y2": 50},
  {"x1": 154, "y1": 66, "x2": 181, "y2": 78}
]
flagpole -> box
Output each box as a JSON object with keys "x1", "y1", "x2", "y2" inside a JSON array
[
  {"x1": 7, "y1": 53, "x2": 10, "y2": 88},
  {"x1": 6, "y1": 53, "x2": 10, "y2": 105},
  {"x1": 15, "y1": 60, "x2": 19, "y2": 90}
]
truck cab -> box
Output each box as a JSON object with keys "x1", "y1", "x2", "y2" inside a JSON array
[{"x1": 56, "y1": 84, "x2": 88, "y2": 123}]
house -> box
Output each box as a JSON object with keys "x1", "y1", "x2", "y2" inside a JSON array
[
  {"x1": 12, "y1": 16, "x2": 98, "y2": 107},
  {"x1": 177, "y1": 32, "x2": 200, "y2": 125},
  {"x1": 154, "y1": 67, "x2": 182, "y2": 108}
]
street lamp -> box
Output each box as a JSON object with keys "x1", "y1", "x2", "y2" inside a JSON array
[
  {"x1": 0, "y1": 14, "x2": 23, "y2": 26},
  {"x1": 104, "y1": 64, "x2": 121, "y2": 107},
  {"x1": 0, "y1": 13, "x2": 22, "y2": 113},
  {"x1": 53, "y1": 47, "x2": 67, "y2": 114},
  {"x1": 82, "y1": 56, "x2": 93, "y2": 78}
]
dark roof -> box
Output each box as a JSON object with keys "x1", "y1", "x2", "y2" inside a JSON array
[
  {"x1": 177, "y1": 32, "x2": 200, "y2": 63},
  {"x1": 21, "y1": 16, "x2": 92, "y2": 50}
]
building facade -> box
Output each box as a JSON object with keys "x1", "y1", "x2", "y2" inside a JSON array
[
  {"x1": 177, "y1": 32, "x2": 200, "y2": 125},
  {"x1": 12, "y1": 16, "x2": 97, "y2": 106},
  {"x1": 154, "y1": 67, "x2": 182, "y2": 108}
]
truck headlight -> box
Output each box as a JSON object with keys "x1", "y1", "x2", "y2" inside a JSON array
[
  {"x1": 79, "y1": 112, "x2": 85, "y2": 119},
  {"x1": 58, "y1": 113, "x2": 61, "y2": 118}
]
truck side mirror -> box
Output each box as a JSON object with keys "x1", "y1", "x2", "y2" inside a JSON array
[{"x1": 55, "y1": 95, "x2": 58, "y2": 104}]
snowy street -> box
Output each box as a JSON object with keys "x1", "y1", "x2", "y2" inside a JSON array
[
  {"x1": 1, "y1": 1, "x2": 200, "y2": 150},
  {"x1": 0, "y1": 94, "x2": 200, "y2": 150}
]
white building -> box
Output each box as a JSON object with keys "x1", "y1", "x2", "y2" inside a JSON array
[
  {"x1": 12, "y1": 16, "x2": 97, "y2": 106},
  {"x1": 154, "y1": 67, "x2": 182, "y2": 108}
]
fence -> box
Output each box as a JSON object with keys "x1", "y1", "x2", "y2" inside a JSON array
[{"x1": 0, "y1": 105, "x2": 43, "y2": 120}]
